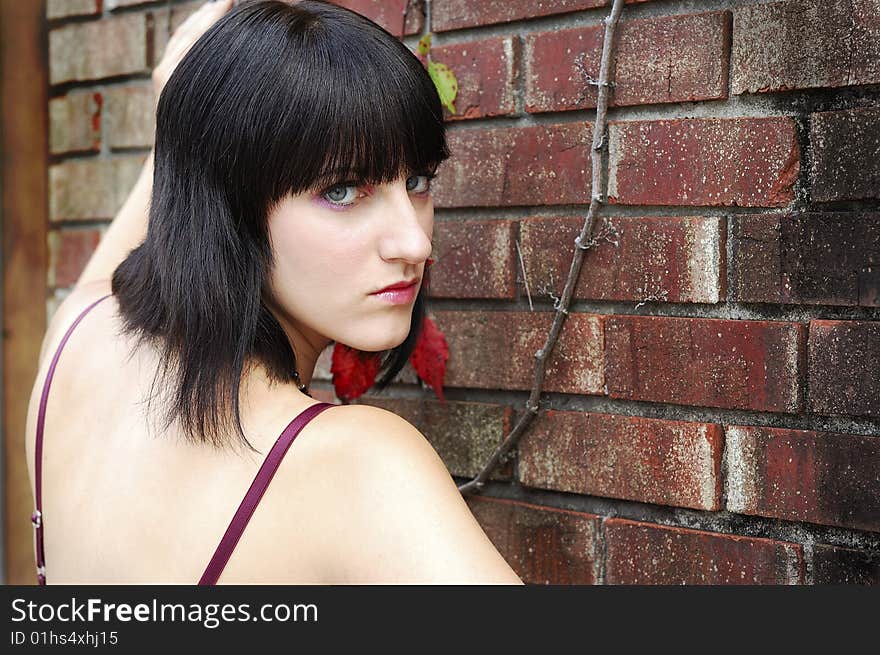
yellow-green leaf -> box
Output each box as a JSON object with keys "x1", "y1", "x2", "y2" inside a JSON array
[
  {"x1": 427, "y1": 60, "x2": 458, "y2": 114},
  {"x1": 417, "y1": 33, "x2": 432, "y2": 57}
]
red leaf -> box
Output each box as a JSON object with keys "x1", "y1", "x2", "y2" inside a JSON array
[
  {"x1": 331, "y1": 343, "x2": 382, "y2": 402},
  {"x1": 409, "y1": 316, "x2": 448, "y2": 404}
]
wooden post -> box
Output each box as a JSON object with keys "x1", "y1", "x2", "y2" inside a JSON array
[{"x1": 1, "y1": 0, "x2": 48, "y2": 584}]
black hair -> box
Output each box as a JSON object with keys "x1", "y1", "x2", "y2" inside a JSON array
[{"x1": 111, "y1": 0, "x2": 450, "y2": 452}]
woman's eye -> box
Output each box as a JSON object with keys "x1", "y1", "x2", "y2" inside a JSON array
[
  {"x1": 322, "y1": 184, "x2": 359, "y2": 206},
  {"x1": 406, "y1": 174, "x2": 434, "y2": 194}
]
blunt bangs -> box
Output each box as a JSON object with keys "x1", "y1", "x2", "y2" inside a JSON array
[
  {"x1": 270, "y1": 4, "x2": 452, "y2": 197},
  {"x1": 163, "y1": 0, "x2": 451, "y2": 210}
]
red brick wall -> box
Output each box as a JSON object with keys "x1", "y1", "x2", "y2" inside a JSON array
[{"x1": 46, "y1": 0, "x2": 879, "y2": 585}]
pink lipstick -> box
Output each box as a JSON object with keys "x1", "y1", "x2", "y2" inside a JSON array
[{"x1": 370, "y1": 278, "x2": 420, "y2": 305}]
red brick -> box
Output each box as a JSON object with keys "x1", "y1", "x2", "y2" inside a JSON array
[
  {"x1": 47, "y1": 229, "x2": 102, "y2": 288},
  {"x1": 809, "y1": 321, "x2": 880, "y2": 418},
  {"x1": 428, "y1": 219, "x2": 516, "y2": 299},
  {"x1": 730, "y1": 212, "x2": 880, "y2": 307},
  {"x1": 605, "y1": 518, "x2": 804, "y2": 584},
  {"x1": 332, "y1": 0, "x2": 422, "y2": 36},
  {"x1": 433, "y1": 0, "x2": 651, "y2": 33},
  {"x1": 47, "y1": 0, "x2": 99, "y2": 20},
  {"x1": 50, "y1": 14, "x2": 149, "y2": 85},
  {"x1": 811, "y1": 108, "x2": 880, "y2": 202},
  {"x1": 726, "y1": 425, "x2": 880, "y2": 533},
  {"x1": 49, "y1": 156, "x2": 147, "y2": 221},
  {"x1": 608, "y1": 117, "x2": 800, "y2": 207},
  {"x1": 465, "y1": 496, "x2": 601, "y2": 585},
  {"x1": 605, "y1": 316, "x2": 805, "y2": 413},
  {"x1": 49, "y1": 92, "x2": 102, "y2": 155},
  {"x1": 526, "y1": 12, "x2": 729, "y2": 113},
  {"x1": 105, "y1": 85, "x2": 156, "y2": 150},
  {"x1": 518, "y1": 410, "x2": 723, "y2": 510},
  {"x1": 354, "y1": 397, "x2": 513, "y2": 480},
  {"x1": 433, "y1": 123, "x2": 592, "y2": 208},
  {"x1": 732, "y1": 0, "x2": 880, "y2": 95},
  {"x1": 436, "y1": 310, "x2": 603, "y2": 394},
  {"x1": 812, "y1": 544, "x2": 880, "y2": 585},
  {"x1": 431, "y1": 36, "x2": 517, "y2": 121},
  {"x1": 520, "y1": 215, "x2": 724, "y2": 304}
]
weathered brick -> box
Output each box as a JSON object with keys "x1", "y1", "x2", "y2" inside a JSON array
[
  {"x1": 732, "y1": 0, "x2": 880, "y2": 95},
  {"x1": 730, "y1": 212, "x2": 880, "y2": 307},
  {"x1": 436, "y1": 310, "x2": 603, "y2": 394},
  {"x1": 49, "y1": 92, "x2": 102, "y2": 155},
  {"x1": 726, "y1": 425, "x2": 880, "y2": 533},
  {"x1": 811, "y1": 108, "x2": 880, "y2": 202},
  {"x1": 433, "y1": 0, "x2": 651, "y2": 32},
  {"x1": 50, "y1": 14, "x2": 149, "y2": 85},
  {"x1": 465, "y1": 496, "x2": 601, "y2": 585},
  {"x1": 605, "y1": 518, "x2": 804, "y2": 584},
  {"x1": 47, "y1": 0, "x2": 99, "y2": 20},
  {"x1": 518, "y1": 410, "x2": 723, "y2": 510},
  {"x1": 434, "y1": 123, "x2": 592, "y2": 208},
  {"x1": 809, "y1": 321, "x2": 880, "y2": 418},
  {"x1": 355, "y1": 397, "x2": 512, "y2": 480},
  {"x1": 105, "y1": 85, "x2": 156, "y2": 149},
  {"x1": 813, "y1": 544, "x2": 880, "y2": 585},
  {"x1": 526, "y1": 11, "x2": 729, "y2": 113},
  {"x1": 520, "y1": 215, "x2": 724, "y2": 304},
  {"x1": 429, "y1": 219, "x2": 516, "y2": 299},
  {"x1": 49, "y1": 156, "x2": 147, "y2": 221},
  {"x1": 333, "y1": 0, "x2": 423, "y2": 36},
  {"x1": 47, "y1": 229, "x2": 103, "y2": 288},
  {"x1": 605, "y1": 316, "x2": 805, "y2": 413},
  {"x1": 431, "y1": 36, "x2": 517, "y2": 121},
  {"x1": 608, "y1": 117, "x2": 800, "y2": 207}
]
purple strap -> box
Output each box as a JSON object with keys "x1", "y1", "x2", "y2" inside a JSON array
[
  {"x1": 199, "y1": 401, "x2": 334, "y2": 585},
  {"x1": 33, "y1": 294, "x2": 113, "y2": 585}
]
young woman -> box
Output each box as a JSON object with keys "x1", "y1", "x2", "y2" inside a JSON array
[{"x1": 25, "y1": 0, "x2": 523, "y2": 585}]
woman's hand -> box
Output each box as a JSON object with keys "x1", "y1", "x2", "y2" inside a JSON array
[{"x1": 152, "y1": 0, "x2": 235, "y2": 98}]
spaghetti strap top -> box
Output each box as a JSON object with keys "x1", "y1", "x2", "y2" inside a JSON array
[{"x1": 31, "y1": 293, "x2": 334, "y2": 585}]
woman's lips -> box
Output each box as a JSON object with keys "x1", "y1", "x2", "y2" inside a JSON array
[{"x1": 370, "y1": 280, "x2": 418, "y2": 305}]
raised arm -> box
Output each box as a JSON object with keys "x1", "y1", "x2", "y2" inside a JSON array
[{"x1": 75, "y1": 0, "x2": 234, "y2": 289}]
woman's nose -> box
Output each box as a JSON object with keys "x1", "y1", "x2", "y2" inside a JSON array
[{"x1": 377, "y1": 183, "x2": 433, "y2": 264}]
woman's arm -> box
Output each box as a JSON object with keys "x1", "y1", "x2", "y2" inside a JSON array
[
  {"x1": 305, "y1": 405, "x2": 525, "y2": 584},
  {"x1": 74, "y1": 0, "x2": 233, "y2": 290}
]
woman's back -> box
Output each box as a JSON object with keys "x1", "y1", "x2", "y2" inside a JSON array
[
  {"x1": 26, "y1": 284, "x2": 342, "y2": 583},
  {"x1": 26, "y1": 284, "x2": 523, "y2": 585}
]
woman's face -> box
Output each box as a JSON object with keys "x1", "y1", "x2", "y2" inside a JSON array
[{"x1": 265, "y1": 171, "x2": 434, "y2": 355}]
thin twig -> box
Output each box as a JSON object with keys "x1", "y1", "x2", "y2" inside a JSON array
[
  {"x1": 515, "y1": 239, "x2": 533, "y2": 311},
  {"x1": 458, "y1": 0, "x2": 626, "y2": 495}
]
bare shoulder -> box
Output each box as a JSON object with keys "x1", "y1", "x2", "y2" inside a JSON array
[
  {"x1": 303, "y1": 403, "x2": 524, "y2": 585},
  {"x1": 38, "y1": 279, "x2": 114, "y2": 367}
]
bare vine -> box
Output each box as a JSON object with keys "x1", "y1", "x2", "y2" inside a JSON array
[{"x1": 458, "y1": 0, "x2": 626, "y2": 495}]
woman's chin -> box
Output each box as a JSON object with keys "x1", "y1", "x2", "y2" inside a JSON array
[{"x1": 346, "y1": 327, "x2": 410, "y2": 353}]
